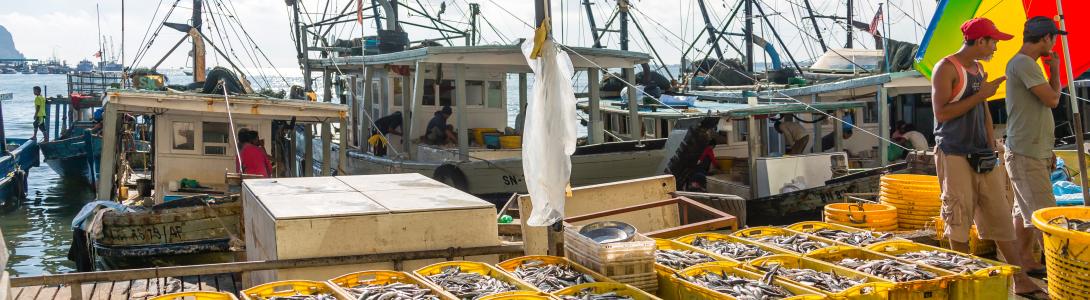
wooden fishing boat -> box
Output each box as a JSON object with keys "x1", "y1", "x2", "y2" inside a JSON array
[
  {"x1": 39, "y1": 72, "x2": 125, "y2": 186},
  {"x1": 68, "y1": 89, "x2": 347, "y2": 270},
  {"x1": 300, "y1": 44, "x2": 667, "y2": 200},
  {"x1": 0, "y1": 138, "x2": 40, "y2": 203}
]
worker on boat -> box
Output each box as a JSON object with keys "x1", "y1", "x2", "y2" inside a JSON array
[
  {"x1": 32, "y1": 86, "x2": 47, "y2": 142},
  {"x1": 369, "y1": 111, "x2": 403, "y2": 156},
  {"x1": 930, "y1": 17, "x2": 1043, "y2": 298},
  {"x1": 822, "y1": 113, "x2": 854, "y2": 152},
  {"x1": 774, "y1": 114, "x2": 808, "y2": 155},
  {"x1": 688, "y1": 139, "x2": 720, "y2": 192},
  {"x1": 237, "y1": 129, "x2": 272, "y2": 177},
  {"x1": 90, "y1": 108, "x2": 104, "y2": 135},
  {"x1": 425, "y1": 106, "x2": 456, "y2": 145},
  {"x1": 898, "y1": 123, "x2": 930, "y2": 151},
  {"x1": 1004, "y1": 16, "x2": 1065, "y2": 295}
]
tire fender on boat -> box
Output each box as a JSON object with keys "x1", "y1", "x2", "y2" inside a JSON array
[
  {"x1": 13, "y1": 169, "x2": 27, "y2": 199},
  {"x1": 433, "y1": 164, "x2": 469, "y2": 192}
]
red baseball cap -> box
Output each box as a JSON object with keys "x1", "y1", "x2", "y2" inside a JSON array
[{"x1": 961, "y1": 18, "x2": 1014, "y2": 41}]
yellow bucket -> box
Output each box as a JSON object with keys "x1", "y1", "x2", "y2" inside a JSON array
[
  {"x1": 1032, "y1": 206, "x2": 1090, "y2": 298},
  {"x1": 471, "y1": 128, "x2": 501, "y2": 146},
  {"x1": 499, "y1": 135, "x2": 521, "y2": 149},
  {"x1": 822, "y1": 203, "x2": 898, "y2": 229}
]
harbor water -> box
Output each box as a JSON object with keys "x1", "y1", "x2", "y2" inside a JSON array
[{"x1": 0, "y1": 69, "x2": 597, "y2": 275}]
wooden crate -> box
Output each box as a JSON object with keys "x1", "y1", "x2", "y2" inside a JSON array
[{"x1": 243, "y1": 174, "x2": 500, "y2": 287}]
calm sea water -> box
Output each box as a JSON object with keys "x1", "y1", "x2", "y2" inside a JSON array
[{"x1": 0, "y1": 67, "x2": 609, "y2": 275}]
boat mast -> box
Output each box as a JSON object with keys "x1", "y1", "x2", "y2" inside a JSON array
[
  {"x1": 744, "y1": 0, "x2": 753, "y2": 73},
  {"x1": 468, "y1": 3, "x2": 479, "y2": 46},
  {"x1": 618, "y1": 0, "x2": 629, "y2": 51},
  {"x1": 845, "y1": 0, "x2": 853, "y2": 48},
  {"x1": 802, "y1": 0, "x2": 827, "y2": 53},
  {"x1": 190, "y1": 0, "x2": 206, "y2": 83},
  {"x1": 696, "y1": 0, "x2": 725, "y2": 61},
  {"x1": 582, "y1": 0, "x2": 602, "y2": 48},
  {"x1": 97, "y1": 4, "x2": 104, "y2": 70}
]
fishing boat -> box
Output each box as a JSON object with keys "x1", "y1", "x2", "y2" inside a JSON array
[
  {"x1": 68, "y1": 89, "x2": 347, "y2": 270},
  {"x1": 39, "y1": 72, "x2": 126, "y2": 187},
  {"x1": 0, "y1": 138, "x2": 40, "y2": 204}
]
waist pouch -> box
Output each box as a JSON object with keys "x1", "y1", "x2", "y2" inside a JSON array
[{"x1": 967, "y1": 151, "x2": 998, "y2": 174}]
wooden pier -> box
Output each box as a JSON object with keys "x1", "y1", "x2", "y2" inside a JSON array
[
  {"x1": 9, "y1": 273, "x2": 240, "y2": 300},
  {"x1": 5, "y1": 245, "x2": 522, "y2": 299}
]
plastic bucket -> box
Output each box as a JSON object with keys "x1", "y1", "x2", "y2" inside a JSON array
[
  {"x1": 499, "y1": 135, "x2": 521, "y2": 149},
  {"x1": 1032, "y1": 206, "x2": 1090, "y2": 298}
]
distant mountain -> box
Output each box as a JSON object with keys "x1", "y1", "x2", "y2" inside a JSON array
[{"x1": 0, "y1": 25, "x2": 24, "y2": 59}]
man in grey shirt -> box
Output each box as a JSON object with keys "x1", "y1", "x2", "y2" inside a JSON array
[{"x1": 1005, "y1": 16, "x2": 1063, "y2": 286}]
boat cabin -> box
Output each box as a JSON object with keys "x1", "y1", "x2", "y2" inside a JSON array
[{"x1": 95, "y1": 90, "x2": 348, "y2": 203}]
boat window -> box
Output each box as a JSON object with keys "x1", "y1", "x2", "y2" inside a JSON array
[
  {"x1": 173, "y1": 122, "x2": 195, "y2": 151},
  {"x1": 466, "y1": 80, "x2": 485, "y2": 106},
  {"x1": 392, "y1": 77, "x2": 403, "y2": 107},
  {"x1": 735, "y1": 120, "x2": 748, "y2": 142},
  {"x1": 202, "y1": 122, "x2": 254, "y2": 156},
  {"x1": 487, "y1": 81, "x2": 503, "y2": 108},
  {"x1": 422, "y1": 79, "x2": 454, "y2": 106}
]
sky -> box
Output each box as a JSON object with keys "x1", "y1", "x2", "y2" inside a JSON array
[{"x1": 0, "y1": 0, "x2": 937, "y2": 77}]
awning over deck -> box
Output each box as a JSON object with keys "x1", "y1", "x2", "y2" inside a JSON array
[
  {"x1": 103, "y1": 89, "x2": 347, "y2": 120},
  {"x1": 690, "y1": 71, "x2": 926, "y2": 102},
  {"x1": 306, "y1": 44, "x2": 651, "y2": 70},
  {"x1": 717, "y1": 101, "x2": 868, "y2": 119}
]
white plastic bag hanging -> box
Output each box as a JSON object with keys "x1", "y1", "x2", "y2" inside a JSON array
[{"x1": 521, "y1": 37, "x2": 577, "y2": 227}]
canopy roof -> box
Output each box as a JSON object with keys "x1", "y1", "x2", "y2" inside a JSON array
[
  {"x1": 307, "y1": 44, "x2": 651, "y2": 70},
  {"x1": 103, "y1": 89, "x2": 347, "y2": 120}
]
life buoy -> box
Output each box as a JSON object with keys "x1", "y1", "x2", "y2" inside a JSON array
[{"x1": 433, "y1": 164, "x2": 469, "y2": 191}]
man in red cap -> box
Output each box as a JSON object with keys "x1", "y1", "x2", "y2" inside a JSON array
[{"x1": 930, "y1": 18, "x2": 1044, "y2": 297}]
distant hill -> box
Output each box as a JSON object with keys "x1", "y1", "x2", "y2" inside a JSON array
[{"x1": 0, "y1": 25, "x2": 24, "y2": 59}]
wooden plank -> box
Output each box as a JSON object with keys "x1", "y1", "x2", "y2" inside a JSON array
[
  {"x1": 108, "y1": 280, "x2": 130, "y2": 300},
  {"x1": 15, "y1": 285, "x2": 41, "y2": 300},
  {"x1": 90, "y1": 281, "x2": 114, "y2": 300},
  {"x1": 33, "y1": 286, "x2": 58, "y2": 300}
]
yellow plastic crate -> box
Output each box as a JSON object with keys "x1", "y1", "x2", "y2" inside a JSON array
[
  {"x1": 499, "y1": 135, "x2": 521, "y2": 149},
  {"x1": 732, "y1": 226, "x2": 840, "y2": 255},
  {"x1": 823, "y1": 203, "x2": 898, "y2": 224},
  {"x1": 1032, "y1": 206, "x2": 1090, "y2": 299},
  {"x1": 471, "y1": 128, "x2": 500, "y2": 146},
  {"x1": 496, "y1": 255, "x2": 614, "y2": 292},
  {"x1": 150, "y1": 292, "x2": 239, "y2": 300},
  {"x1": 880, "y1": 174, "x2": 940, "y2": 184},
  {"x1": 673, "y1": 261, "x2": 826, "y2": 300},
  {"x1": 554, "y1": 282, "x2": 662, "y2": 300},
  {"x1": 805, "y1": 246, "x2": 956, "y2": 300},
  {"x1": 240, "y1": 280, "x2": 349, "y2": 300},
  {"x1": 786, "y1": 221, "x2": 904, "y2": 247},
  {"x1": 414, "y1": 261, "x2": 540, "y2": 298},
  {"x1": 654, "y1": 263, "x2": 682, "y2": 300},
  {"x1": 673, "y1": 232, "x2": 791, "y2": 263},
  {"x1": 327, "y1": 270, "x2": 457, "y2": 300},
  {"x1": 476, "y1": 291, "x2": 555, "y2": 299},
  {"x1": 866, "y1": 240, "x2": 1016, "y2": 300},
  {"x1": 747, "y1": 254, "x2": 895, "y2": 300}
]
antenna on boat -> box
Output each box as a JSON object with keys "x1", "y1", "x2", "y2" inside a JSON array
[{"x1": 97, "y1": 4, "x2": 105, "y2": 71}]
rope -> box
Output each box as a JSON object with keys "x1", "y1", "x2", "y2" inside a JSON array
[{"x1": 219, "y1": 81, "x2": 244, "y2": 171}]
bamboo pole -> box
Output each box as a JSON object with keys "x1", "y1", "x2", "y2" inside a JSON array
[{"x1": 1055, "y1": 0, "x2": 1089, "y2": 202}]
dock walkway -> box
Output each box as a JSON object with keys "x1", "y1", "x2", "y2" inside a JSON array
[{"x1": 11, "y1": 273, "x2": 240, "y2": 300}]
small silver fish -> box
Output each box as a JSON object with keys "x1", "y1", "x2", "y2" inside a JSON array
[{"x1": 655, "y1": 249, "x2": 716, "y2": 270}]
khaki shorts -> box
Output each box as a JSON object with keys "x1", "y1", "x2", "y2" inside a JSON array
[
  {"x1": 935, "y1": 148, "x2": 1016, "y2": 242},
  {"x1": 1005, "y1": 151, "x2": 1056, "y2": 227}
]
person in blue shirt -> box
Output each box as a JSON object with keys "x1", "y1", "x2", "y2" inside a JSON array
[{"x1": 425, "y1": 106, "x2": 455, "y2": 145}]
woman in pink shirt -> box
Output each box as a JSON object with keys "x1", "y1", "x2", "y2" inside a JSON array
[{"x1": 237, "y1": 129, "x2": 272, "y2": 177}]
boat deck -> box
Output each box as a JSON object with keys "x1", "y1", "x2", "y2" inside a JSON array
[{"x1": 9, "y1": 273, "x2": 240, "y2": 300}]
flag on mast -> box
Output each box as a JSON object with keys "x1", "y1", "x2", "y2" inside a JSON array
[{"x1": 868, "y1": 4, "x2": 883, "y2": 36}]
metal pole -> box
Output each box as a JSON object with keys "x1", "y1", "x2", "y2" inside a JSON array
[
  {"x1": 1056, "y1": 0, "x2": 1089, "y2": 202},
  {"x1": 583, "y1": 0, "x2": 602, "y2": 48},
  {"x1": 618, "y1": 0, "x2": 629, "y2": 51},
  {"x1": 744, "y1": 0, "x2": 754, "y2": 73},
  {"x1": 846, "y1": 0, "x2": 853, "y2": 48},
  {"x1": 588, "y1": 69, "x2": 602, "y2": 143},
  {"x1": 696, "y1": 0, "x2": 725, "y2": 60},
  {"x1": 625, "y1": 68, "x2": 639, "y2": 140},
  {"x1": 754, "y1": 2, "x2": 802, "y2": 74},
  {"x1": 802, "y1": 0, "x2": 828, "y2": 52}
]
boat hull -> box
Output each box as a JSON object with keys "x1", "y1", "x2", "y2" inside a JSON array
[
  {"x1": 311, "y1": 140, "x2": 667, "y2": 202},
  {"x1": 91, "y1": 198, "x2": 242, "y2": 268},
  {"x1": 0, "y1": 138, "x2": 39, "y2": 203},
  {"x1": 39, "y1": 128, "x2": 101, "y2": 186}
]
